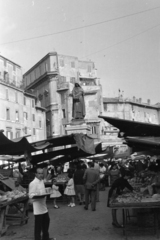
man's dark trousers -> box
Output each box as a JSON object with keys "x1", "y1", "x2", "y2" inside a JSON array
[
  {"x1": 85, "y1": 188, "x2": 96, "y2": 210},
  {"x1": 34, "y1": 212, "x2": 50, "y2": 240}
]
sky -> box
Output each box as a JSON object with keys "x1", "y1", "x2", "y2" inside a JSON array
[{"x1": 1, "y1": 0, "x2": 160, "y2": 104}]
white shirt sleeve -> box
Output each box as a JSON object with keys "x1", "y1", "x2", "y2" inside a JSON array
[{"x1": 29, "y1": 182, "x2": 37, "y2": 198}]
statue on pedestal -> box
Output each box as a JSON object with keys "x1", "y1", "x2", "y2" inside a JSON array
[{"x1": 72, "y1": 83, "x2": 86, "y2": 120}]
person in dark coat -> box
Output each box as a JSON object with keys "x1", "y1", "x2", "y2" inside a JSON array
[
  {"x1": 107, "y1": 171, "x2": 134, "y2": 228},
  {"x1": 74, "y1": 164, "x2": 85, "y2": 204},
  {"x1": 83, "y1": 162, "x2": 99, "y2": 211}
]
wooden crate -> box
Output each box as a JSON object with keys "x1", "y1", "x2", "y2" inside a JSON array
[{"x1": 0, "y1": 169, "x2": 13, "y2": 177}]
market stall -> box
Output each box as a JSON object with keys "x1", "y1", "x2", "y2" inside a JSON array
[
  {"x1": 108, "y1": 172, "x2": 160, "y2": 239},
  {"x1": 0, "y1": 191, "x2": 28, "y2": 236},
  {"x1": 109, "y1": 194, "x2": 160, "y2": 238}
]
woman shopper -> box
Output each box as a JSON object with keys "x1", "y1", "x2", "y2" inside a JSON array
[
  {"x1": 50, "y1": 179, "x2": 61, "y2": 209},
  {"x1": 64, "y1": 173, "x2": 76, "y2": 207}
]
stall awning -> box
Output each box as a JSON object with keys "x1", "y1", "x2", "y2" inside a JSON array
[
  {"x1": 99, "y1": 116, "x2": 160, "y2": 155},
  {"x1": 0, "y1": 131, "x2": 103, "y2": 164},
  {"x1": 98, "y1": 116, "x2": 160, "y2": 137},
  {"x1": 0, "y1": 132, "x2": 96, "y2": 156}
]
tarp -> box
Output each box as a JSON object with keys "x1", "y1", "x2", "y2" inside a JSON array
[
  {"x1": 73, "y1": 133, "x2": 96, "y2": 154},
  {"x1": 98, "y1": 116, "x2": 160, "y2": 137},
  {"x1": 0, "y1": 132, "x2": 101, "y2": 165},
  {"x1": 14, "y1": 142, "x2": 103, "y2": 165},
  {"x1": 0, "y1": 132, "x2": 86, "y2": 156},
  {"x1": 99, "y1": 115, "x2": 160, "y2": 155}
]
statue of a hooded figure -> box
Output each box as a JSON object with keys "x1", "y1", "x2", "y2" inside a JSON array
[{"x1": 72, "y1": 83, "x2": 86, "y2": 120}]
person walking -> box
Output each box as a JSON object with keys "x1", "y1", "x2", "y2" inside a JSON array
[
  {"x1": 83, "y1": 162, "x2": 99, "y2": 211},
  {"x1": 29, "y1": 167, "x2": 55, "y2": 240},
  {"x1": 74, "y1": 163, "x2": 85, "y2": 205},
  {"x1": 93, "y1": 160, "x2": 100, "y2": 202}
]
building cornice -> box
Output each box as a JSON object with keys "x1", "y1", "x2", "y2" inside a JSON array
[
  {"x1": 35, "y1": 105, "x2": 46, "y2": 111},
  {"x1": 24, "y1": 91, "x2": 37, "y2": 98},
  {"x1": 25, "y1": 72, "x2": 58, "y2": 90},
  {"x1": 0, "y1": 55, "x2": 21, "y2": 68},
  {"x1": 0, "y1": 80, "x2": 24, "y2": 92},
  {"x1": 103, "y1": 98, "x2": 160, "y2": 110},
  {"x1": 23, "y1": 52, "x2": 58, "y2": 76}
]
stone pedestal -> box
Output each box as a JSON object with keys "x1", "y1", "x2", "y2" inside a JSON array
[{"x1": 65, "y1": 119, "x2": 91, "y2": 135}]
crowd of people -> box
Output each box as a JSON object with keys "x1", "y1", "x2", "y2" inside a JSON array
[
  {"x1": 3, "y1": 155, "x2": 160, "y2": 240},
  {"x1": 28, "y1": 160, "x2": 108, "y2": 240}
]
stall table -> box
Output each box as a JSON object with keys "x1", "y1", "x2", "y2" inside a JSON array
[
  {"x1": 0, "y1": 196, "x2": 28, "y2": 236},
  {"x1": 109, "y1": 200, "x2": 160, "y2": 239}
]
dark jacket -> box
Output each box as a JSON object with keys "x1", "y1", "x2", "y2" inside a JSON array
[
  {"x1": 107, "y1": 177, "x2": 133, "y2": 207},
  {"x1": 74, "y1": 169, "x2": 85, "y2": 185},
  {"x1": 83, "y1": 168, "x2": 99, "y2": 187}
]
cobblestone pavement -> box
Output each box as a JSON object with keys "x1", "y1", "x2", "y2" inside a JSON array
[{"x1": 1, "y1": 188, "x2": 160, "y2": 240}]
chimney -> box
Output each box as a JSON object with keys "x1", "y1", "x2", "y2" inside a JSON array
[
  {"x1": 139, "y1": 98, "x2": 142, "y2": 104},
  {"x1": 133, "y1": 96, "x2": 135, "y2": 102},
  {"x1": 147, "y1": 99, "x2": 150, "y2": 105}
]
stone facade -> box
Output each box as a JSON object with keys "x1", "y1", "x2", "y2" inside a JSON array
[
  {"x1": 101, "y1": 97, "x2": 160, "y2": 143},
  {"x1": 0, "y1": 55, "x2": 46, "y2": 143},
  {"x1": 23, "y1": 52, "x2": 102, "y2": 140}
]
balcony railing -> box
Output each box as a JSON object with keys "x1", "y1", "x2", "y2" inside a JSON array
[
  {"x1": 57, "y1": 82, "x2": 69, "y2": 91},
  {"x1": 0, "y1": 77, "x2": 23, "y2": 89}
]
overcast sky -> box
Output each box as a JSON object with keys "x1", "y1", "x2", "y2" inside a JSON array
[{"x1": 1, "y1": 0, "x2": 160, "y2": 104}]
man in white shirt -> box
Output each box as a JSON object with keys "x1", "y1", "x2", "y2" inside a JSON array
[{"x1": 29, "y1": 167, "x2": 54, "y2": 240}]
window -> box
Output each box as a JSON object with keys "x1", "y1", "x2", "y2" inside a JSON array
[
  {"x1": 24, "y1": 97, "x2": 26, "y2": 105},
  {"x1": 24, "y1": 127, "x2": 27, "y2": 134},
  {"x1": 4, "y1": 72, "x2": 9, "y2": 82},
  {"x1": 15, "y1": 110, "x2": 19, "y2": 122},
  {"x1": 15, "y1": 129, "x2": 21, "y2": 138},
  {"x1": 104, "y1": 103, "x2": 107, "y2": 111},
  {"x1": 45, "y1": 62, "x2": 48, "y2": 72},
  {"x1": 60, "y1": 59, "x2": 64, "y2": 67},
  {"x1": 32, "y1": 99, "x2": 35, "y2": 108},
  {"x1": 6, "y1": 128, "x2": 13, "y2": 139},
  {"x1": 32, "y1": 114, "x2": 35, "y2": 121},
  {"x1": 71, "y1": 61, "x2": 75, "y2": 68},
  {"x1": 61, "y1": 91, "x2": 66, "y2": 105},
  {"x1": 15, "y1": 92, "x2": 18, "y2": 103},
  {"x1": 6, "y1": 108, "x2": 10, "y2": 120},
  {"x1": 39, "y1": 119, "x2": 42, "y2": 128},
  {"x1": 70, "y1": 77, "x2": 75, "y2": 84},
  {"x1": 47, "y1": 124, "x2": 51, "y2": 137},
  {"x1": 91, "y1": 125, "x2": 97, "y2": 134},
  {"x1": 23, "y1": 112, "x2": 28, "y2": 120},
  {"x1": 6, "y1": 89, "x2": 9, "y2": 100},
  {"x1": 62, "y1": 109, "x2": 66, "y2": 118},
  {"x1": 60, "y1": 76, "x2": 66, "y2": 82},
  {"x1": 33, "y1": 128, "x2": 36, "y2": 135},
  {"x1": 88, "y1": 65, "x2": 91, "y2": 73}
]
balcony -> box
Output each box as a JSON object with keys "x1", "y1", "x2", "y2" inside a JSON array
[{"x1": 57, "y1": 82, "x2": 69, "y2": 91}]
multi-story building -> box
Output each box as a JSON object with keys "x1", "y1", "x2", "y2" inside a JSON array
[
  {"x1": 101, "y1": 96, "x2": 160, "y2": 142},
  {"x1": 23, "y1": 52, "x2": 103, "y2": 139},
  {"x1": 0, "y1": 55, "x2": 46, "y2": 143}
]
